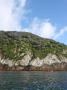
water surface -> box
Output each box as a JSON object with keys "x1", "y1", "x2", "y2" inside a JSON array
[{"x1": 0, "y1": 71, "x2": 67, "y2": 90}]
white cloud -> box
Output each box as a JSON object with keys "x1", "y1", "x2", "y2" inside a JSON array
[
  {"x1": 0, "y1": 0, "x2": 27, "y2": 31},
  {"x1": 25, "y1": 18, "x2": 56, "y2": 39},
  {"x1": 25, "y1": 17, "x2": 67, "y2": 41},
  {"x1": 39, "y1": 21, "x2": 56, "y2": 38},
  {"x1": 54, "y1": 27, "x2": 67, "y2": 39}
]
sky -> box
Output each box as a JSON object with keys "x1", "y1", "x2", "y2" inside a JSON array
[{"x1": 0, "y1": 0, "x2": 67, "y2": 45}]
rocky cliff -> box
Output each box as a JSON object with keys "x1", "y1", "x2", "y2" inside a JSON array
[{"x1": 0, "y1": 31, "x2": 67, "y2": 71}]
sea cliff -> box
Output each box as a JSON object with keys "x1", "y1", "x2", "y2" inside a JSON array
[{"x1": 0, "y1": 31, "x2": 67, "y2": 71}]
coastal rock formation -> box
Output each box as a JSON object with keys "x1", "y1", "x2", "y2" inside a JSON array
[
  {"x1": 0, "y1": 53, "x2": 67, "y2": 71},
  {"x1": 0, "y1": 31, "x2": 67, "y2": 71}
]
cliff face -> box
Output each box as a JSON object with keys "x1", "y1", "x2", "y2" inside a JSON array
[{"x1": 0, "y1": 31, "x2": 67, "y2": 71}]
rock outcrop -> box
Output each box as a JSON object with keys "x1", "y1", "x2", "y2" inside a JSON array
[{"x1": 0, "y1": 53, "x2": 67, "y2": 71}]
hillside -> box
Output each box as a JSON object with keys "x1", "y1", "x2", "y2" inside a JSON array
[{"x1": 0, "y1": 31, "x2": 67, "y2": 71}]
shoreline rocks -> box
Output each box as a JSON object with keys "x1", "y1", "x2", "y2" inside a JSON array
[
  {"x1": 0, "y1": 62, "x2": 67, "y2": 71},
  {"x1": 0, "y1": 53, "x2": 67, "y2": 71}
]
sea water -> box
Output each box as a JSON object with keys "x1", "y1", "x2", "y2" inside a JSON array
[{"x1": 0, "y1": 71, "x2": 67, "y2": 90}]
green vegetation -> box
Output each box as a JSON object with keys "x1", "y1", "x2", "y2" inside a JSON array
[{"x1": 0, "y1": 31, "x2": 67, "y2": 60}]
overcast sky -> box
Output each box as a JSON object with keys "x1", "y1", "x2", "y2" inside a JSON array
[{"x1": 0, "y1": 0, "x2": 67, "y2": 44}]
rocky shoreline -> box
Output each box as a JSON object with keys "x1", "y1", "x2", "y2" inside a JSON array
[
  {"x1": 0, "y1": 63, "x2": 67, "y2": 71},
  {"x1": 0, "y1": 54, "x2": 67, "y2": 71}
]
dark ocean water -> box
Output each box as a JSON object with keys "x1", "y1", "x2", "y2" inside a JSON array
[{"x1": 0, "y1": 71, "x2": 67, "y2": 90}]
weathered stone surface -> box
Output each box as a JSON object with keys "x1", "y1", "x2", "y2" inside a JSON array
[{"x1": 0, "y1": 53, "x2": 67, "y2": 71}]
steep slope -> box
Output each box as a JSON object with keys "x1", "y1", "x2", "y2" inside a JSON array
[{"x1": 0, "y1": 31, "x2": 67, "y2": 71}]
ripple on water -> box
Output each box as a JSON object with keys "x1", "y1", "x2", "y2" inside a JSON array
[{"x1": 0, "y1": 71, "x2": 67, "y2": 90}]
